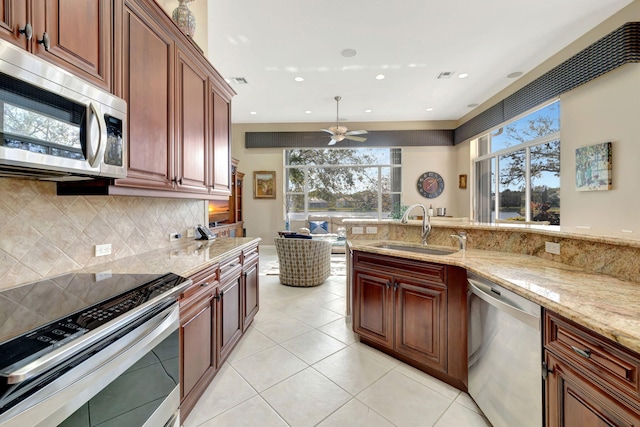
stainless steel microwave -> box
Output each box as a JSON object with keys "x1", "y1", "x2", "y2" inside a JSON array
[{"x1": 0, "y1": 39, "x2": 127, "y2": 180}]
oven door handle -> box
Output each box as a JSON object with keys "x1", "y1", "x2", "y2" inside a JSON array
[{"x1": 2, "y1": 301, "x2": 177, "y2": 385}]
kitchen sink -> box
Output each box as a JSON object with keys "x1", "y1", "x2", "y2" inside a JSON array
[{"x1": 375, "y1": 244, "x2": 457, "y2": 256}]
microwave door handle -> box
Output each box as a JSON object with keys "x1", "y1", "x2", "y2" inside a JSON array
[{"x1": 88, "y1": 102, "x2": 107, "y2": 168}]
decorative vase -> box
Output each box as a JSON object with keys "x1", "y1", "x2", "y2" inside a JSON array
[{"x1": 172, "y1": 0, "x2": 196, "y2": 38}]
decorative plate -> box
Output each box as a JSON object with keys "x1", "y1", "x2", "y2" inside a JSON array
[{"x1": 417, "y1": 171, "x2": 444, "y2": 198}]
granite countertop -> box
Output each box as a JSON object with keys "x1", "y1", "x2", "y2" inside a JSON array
[
  {"x1": 79, "y1": 237, "x2": 261, "y2": 279},
  {"x1": 349, "y1": 240, "x2": 640, "y2": 355}
]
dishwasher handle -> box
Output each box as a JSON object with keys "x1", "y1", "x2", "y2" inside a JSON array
[{"x1": 468, "y1": 279, "x2": 540, "y2": 330}]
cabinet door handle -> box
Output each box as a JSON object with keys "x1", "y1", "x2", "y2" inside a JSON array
[
  {"x1": 37, "y1": 32, "x2": 50, "y2": 51},
  {"x1": 19, "y1": 23, "x2": 33, "y2": 40},
  {"x1": 171, "y1": 177, "x2": 183, "y2": 185},
  {"x1": 213, "y1": 293, "x2": 220, "y2": 301},
  {"x1": 393, "y1": 282, "x2": 399, "y2": 291},
  {"x1": 571, "y1": 346, "x2": 592, "y2": 359},
  {"x1": 385, "y1": 281, "x2": 391, "y2": 289},
  {"x1": 201, "y1": 282, "x2": 211, "y2": 287}
]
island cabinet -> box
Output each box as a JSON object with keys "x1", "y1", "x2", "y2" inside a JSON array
[
  {"x1": 544, "y1": 311, "x2": 640, "y2": 426},
  {"x1": 179, "y1": 263, "x2": 219, "y2": 420},
  {"x1": 0, "y1": 0, "x2": 112, "y2": 90},
  {"x1": 352, "y1": 251, "x2": 468, "y2": 390}
]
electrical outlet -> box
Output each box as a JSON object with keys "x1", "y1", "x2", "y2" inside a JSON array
[
  {"x1": 169, "y1": 232, "x2": 182, "y2": 242},
  {"x1": 545, "y1": 241, "x2": 561, "y2": 255},
  {"x1": 95, "y1": 243, "x2": 112, "y2": 257},
  {"x1": 352, "y1": 226, "x2": 364, "y2": 235},
  {"x1": 94, "y1": 270, "x2": 112, "y2": 281},
  {"x1": 366, "y1": 226, "x2": 378, "y2": 234},
  {"x1": 186, "y1": 228, "x2": 195, "y2": 238}
]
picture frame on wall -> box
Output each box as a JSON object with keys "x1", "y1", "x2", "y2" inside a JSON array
[
  {"x1": 575, "y1": 142, "x2": 612, "y2": 191},
  {"x1": 254, "y1": 171, "x2": 276, "y2": 199},
  {"x1": 458, "y1": 174, "x2": 467, "y2": 189}
]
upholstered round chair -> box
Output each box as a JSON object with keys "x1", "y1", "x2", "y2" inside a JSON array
[{"x1": 274, "y1": 237, "x2": 332, "y2": 287}]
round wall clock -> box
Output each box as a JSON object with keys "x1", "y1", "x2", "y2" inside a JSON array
[{"x1": 417, "y1": 171, "x2": 445, "y2": 198}]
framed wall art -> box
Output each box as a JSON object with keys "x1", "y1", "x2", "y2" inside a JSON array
[
  {"x1": 254, "y1": 171, "x2": 276, "y2": 199},
  {"x1": 575, "y1": 142, "x2": 612, "y2": 191},
  {"x1": 458, "y1": 174, "x2": 467, "y2": 189}
]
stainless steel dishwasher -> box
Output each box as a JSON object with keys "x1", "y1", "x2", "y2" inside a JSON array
[{"x1": 467, "y1": 272, "x2": 543, "y2": 427}]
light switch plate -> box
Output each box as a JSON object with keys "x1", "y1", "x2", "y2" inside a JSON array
[
  {"x1": 545, "y1": 241, "x2": 560, "y2": 255},
  {"x1": 366, "y1": 226, "x2": 378, "y2": 234},
  {"x1": 352, "y1": 226, "x2": 364, "y2": 235}
]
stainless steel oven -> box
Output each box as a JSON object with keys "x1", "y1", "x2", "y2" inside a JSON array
[
  {"x1": 0, "y1": 272, "x2": 191, "y2": 427},
  {"x1": 0, "y1": 38, "x2": 127, "y2": 180}
]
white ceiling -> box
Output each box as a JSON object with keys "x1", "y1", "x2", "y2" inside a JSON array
[{"x1": 206, "y1": 0, "x2": 632, "y2": 125}]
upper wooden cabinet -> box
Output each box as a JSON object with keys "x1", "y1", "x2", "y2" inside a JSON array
[
  {"x1": 0, "y1": 0, "x2": 112, "y2": 90},
  {"x1": 210, "y1": 90, "x2": 231, "y2": 194}
]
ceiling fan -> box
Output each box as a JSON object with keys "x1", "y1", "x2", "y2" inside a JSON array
[{"x1": 321, "y1": 96, "x2": 368, "y2": 146}]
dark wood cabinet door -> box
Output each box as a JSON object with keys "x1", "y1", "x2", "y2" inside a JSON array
[
  {"x1": 117, "y1": 0, "x2": 174, "y2": 190},
  {"x1": 394, "y1": 276, "x2": 447, "y2": 372},
  {"x1": 217, "y1": 276, "x2": 243, "y2": 364},
  {"x1": 181, "y1": 299, "x2": 214, "y2": 398},
  {"x1": 242, "y1": 257, "x2": 259, "y2": 330},
  {"x1": 209, "y1": 90, "x2": 231, "y2": 195},
  {"x1": 175, "y1": 49, "x2": 208, "y2": 194},
  {"x1": 546, "y1": 351, "x2": 640, "y2": 427},
  {"x1": 33, "y1": 0, "x2": 111, "y2": 90},
  {"x1": 353, "y1": 269, "x2": 393, "y2": 349},
  {"x1": 0, "y1": 1, "x2": 27, "y2": 49}
]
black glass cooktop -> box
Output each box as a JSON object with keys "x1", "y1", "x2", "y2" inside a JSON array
[{"x1": 0, "y1": 272, "x2": 189, "y2": 376}]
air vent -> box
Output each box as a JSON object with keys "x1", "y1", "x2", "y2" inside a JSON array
[
  {"x1": 229, "y1": 77, "x2": 248, "y2": 85},
  {"x1": 437, "y1": 71, "x2": 455, "y2": 79}
]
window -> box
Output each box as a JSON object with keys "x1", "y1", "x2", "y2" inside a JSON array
[
  {"x1": 474, "y1": 101, "x2": 560, "y2": 224},
  {"x1": 284, "y1": 148, "x2": 402, "y2": 221}
]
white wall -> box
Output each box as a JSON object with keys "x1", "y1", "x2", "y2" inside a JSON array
[{"x1": 560, "y1": 64, "x2": 640, "y2": 233}]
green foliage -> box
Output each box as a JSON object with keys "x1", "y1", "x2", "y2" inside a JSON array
[{"x1": 387, "y1": 203, "x2": 409, "y2": 220}]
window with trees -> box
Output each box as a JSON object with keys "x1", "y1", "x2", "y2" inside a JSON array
[
  {"x1": 284, "y1": 148, "x2": 402, "y2": 221},
  {"x1": 474, "y1": 100, "x2": 560, "y2": 224}
]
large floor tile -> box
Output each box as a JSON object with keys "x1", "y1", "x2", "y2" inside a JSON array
[
  {"x1": 433, "y1": 402, "x2": 492, "y2": 427},
  {"x1": 454, "y1": 392, "x2": 483, "y2": 414},
  {"x1": 281, "y1": 329, "x2": 346, "y2": 364},
  {"x1": 321, "y1": 297, "x2": 347, "y2": 315},
  {"x1": 226, "y1": 327, "x2": 277, "y2": 363},
  {"x1": 394, "y1": 363, "x2": 460, "y2": 400},
  {"x1": 318, "y1": 318, "x2": 358, "y2": 345},
  {"x1": 317, "y1": 398, "x2": 394, "y2": 427},
  {"x1": 231, "y1": 346, "x2": 307, "y2": 392},
  {"x1": 183, "y1": 364, "x2": 256, "y2": 427},
  {"x1": 198, "y1": 396, "x2": 288, "y2": 427},
  {"x1": 313, "y1": 346, "x2": 393, "y2": 395},
  {"x1": 357, "y1": 370, "x2": 453, "y2": 427},
  {"x1": 251, "y1": 314, "x2": 313, "y2": 343},
  {"x1": 350, "y1": 341, "x2": 401, "y2": 369},
  {"x1": 261, "y1": 368, "x2": 351, "y2": 427},
  {"x1": 288, "y1": 305, "x2": 344, "y2": 328}
]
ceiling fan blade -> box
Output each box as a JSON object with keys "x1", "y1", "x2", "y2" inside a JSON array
[
  {"x1": 328, "y1": 138, "x2": 338, "y2": 146},
  {"x1": 346, "y1": 130, "x2": 368, "y2": 136},
  {"x1": 321, "y1": 128, "x2": 336, "y2": 135},
  {"x1": 345, "y1": 135, "x2": 367, "y2": 142}
]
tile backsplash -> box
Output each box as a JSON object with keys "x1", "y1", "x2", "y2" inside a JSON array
[{"x1": 0, "y1": 178, "x2": 206, "y2": 290}]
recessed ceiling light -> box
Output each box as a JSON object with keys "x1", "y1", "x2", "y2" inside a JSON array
[
  {"x1": 467, "y1": 103, "x2": 479, "y2": 108},
  {"x1": 305, "y1": 110, "x2": 312, "y2": 114},
  {"x1": 294, "y1": 76, "x2": 304, "y2": 82},
  {"x1": 376, "y1": 74, "x2": 385, "y2": 80},
  {"x1": 458, "y1": 73, "x2": 469, "y2": 79},
  {"x1": 364, "y1": 109, "x2": 372, "y2": 113},
  {"x1": 426, "y1": 107, "x2": 434, "y2": 112},
  {"x1": 507, "y1": 71, "x2": 523, "y2": 78},
  {"x1": 250, "y1": 111, "x2": 257, "y2": 115},
  {"x1": 341, "y1": 48, "x2": 357, "y2": 57}
]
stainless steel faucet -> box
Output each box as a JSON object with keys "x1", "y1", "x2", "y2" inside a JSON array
[
  {"x1": 401, "y1": 204, "x2": 431, "y2": 245},
  {"x1": 450, "y1": 231, "x2": 467, "y2": 250}
]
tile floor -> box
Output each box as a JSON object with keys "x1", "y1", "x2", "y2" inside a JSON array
[{"x1": 183, "y1": 246, "x2": 491, "y2": 427}]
